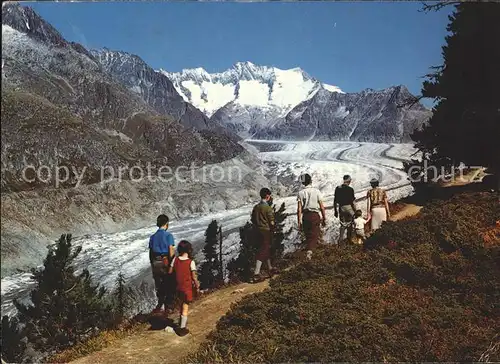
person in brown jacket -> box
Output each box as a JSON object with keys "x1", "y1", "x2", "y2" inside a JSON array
[{"x1": 250, "y1": 188, "x2": 277, "y2": 283}]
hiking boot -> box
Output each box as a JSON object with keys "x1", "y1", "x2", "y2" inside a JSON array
[
  {"x1": 152, "y1": 307, "x2": 163, "y2": 315},
  {"x1": 176, "y1": 327, "x2": 190, "y2": 337},
  {"x1": 269, "y1": 268, "x2": 280, "y2": 277},
  {"x1": 250, "y1": 274, "x2": 265, "y2": 283},
  {"x1": 152, "y1": 303, "x2": 164, "y2": 314}
]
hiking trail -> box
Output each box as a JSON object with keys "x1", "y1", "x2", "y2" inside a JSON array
[{"x1": 70, "y1": 280, "x2": 270, "y2": 364}]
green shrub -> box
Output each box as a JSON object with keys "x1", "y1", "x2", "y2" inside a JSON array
[
  {"x1": 14, "y1": 234, "x2": 115, "y2": 355},
  {"x1": 110, "y1": 272, "x2": 137, "y2": 325}
]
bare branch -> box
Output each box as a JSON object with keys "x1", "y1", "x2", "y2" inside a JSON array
[
  {"x1": 64, "y1": 283, "x2": 78, "y2": 294},
  {"x1": 396, "y1": 94, "x2": 425, "y2": 109}
]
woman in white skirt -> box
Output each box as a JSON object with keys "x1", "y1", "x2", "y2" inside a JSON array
[{"x1": 366, "y1": 178, "x2": 391, "y2": 232}]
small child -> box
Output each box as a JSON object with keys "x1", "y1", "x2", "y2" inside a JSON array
[
  {"x1": 169, "y1": 240, "x2": 200, "y2": 336},
  {"x1": 353, "y1": 210, "x2": 371, "y2": 244}
]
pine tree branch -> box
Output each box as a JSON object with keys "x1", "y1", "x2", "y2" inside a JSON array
[
  {"x1": 420, "y1": 1, "x2": 461, "y2": 13},
  {"x1": 397, "y1": 95, "x2": 425, "y2": 109}
]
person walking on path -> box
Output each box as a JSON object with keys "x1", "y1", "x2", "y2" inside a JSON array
[
  {"x1": 297, "y1": 173, "x2": 326, "y2": 260},
  {"x1": 334, "y1": 175, "x2": 357, "y2": 245},
  {"x1": 250, "y1": 188, "x2": 278, "y2": 283},
  {"x1": 149, "y1": 214, "x2": 176, "y2": 314},
  {"x1": 366, "y1": 178, "x2": 391, "y2": 231},
  {"x1": 169, "y1": 240, "x2": 200, "y2": 336}
]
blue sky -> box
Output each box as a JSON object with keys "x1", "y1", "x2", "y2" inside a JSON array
[{"x1": 29, "y1": 2, "x2": 451, "y2": 103}]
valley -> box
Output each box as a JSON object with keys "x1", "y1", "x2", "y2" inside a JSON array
[{"x1": 1, "y1": 141, "x2": 416, "y2": 317}]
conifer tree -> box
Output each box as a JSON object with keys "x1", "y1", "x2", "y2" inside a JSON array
[
  {"x1": 14, "y1": 234, "x2": 114, "y2": 353},
  {"x1": 199, "y1": 220, "x2": 221, "y2": 289},
  {"x1": 111, "y1": 272, "x2": 136, "y2": 324},
  {"x1": 227, "y1": 222, "x2": 257, "y2": 282},
  {"x1": 271, "y1": 202, "x2": 290, "y2": 263},
  {"x1": 0, "y1": 315, "x2": 27, "y2": 363},
  {"x1": 407, "y1": 3, "x2": 500, "y2": 186}
]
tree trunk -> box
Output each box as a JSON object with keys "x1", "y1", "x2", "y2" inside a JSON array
[{"x1": 218, "y1": 226, "x2": 223, "y2": 281}]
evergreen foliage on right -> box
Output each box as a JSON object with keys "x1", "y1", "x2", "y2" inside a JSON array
[
  {"x1": 199, "y1": 220, "x2": 221, "y2": 289},
  {"x1": 406, "y1": 3, "x2": 500, "y2": 186},
  {"x1": 13, "y1": 234, "x2": 115, "y2": 354}
]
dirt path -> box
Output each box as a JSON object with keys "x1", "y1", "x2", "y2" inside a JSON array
[
  {"x1": 67, "y1": 200, "x2": 433, "y2": 364},
  {"x1": 389, "y1": 168, "x2": 485, "y2": 222},
  {"x1": 390, "y1": 204, "x2": 423, "y2": 221},
  {"x1": 442, "y1": 167, "x2": 485, "y2": 187},
  {"x1": 71, "y1": 280, "x2": 270, "y2": 364}
]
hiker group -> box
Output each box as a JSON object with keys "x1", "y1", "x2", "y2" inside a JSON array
[
  {"x1": 250, "y1": 173, "x2": 391, "y2": 279},
  {"x1": 333, "y1": 174, "x2": 391, "y2": 246},
  {"x1": 148, "y1": 173, "x2": 391, "y2": 333}
]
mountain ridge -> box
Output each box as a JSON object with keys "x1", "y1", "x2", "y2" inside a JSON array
[
  {"x1": 251, "y1": 84, "x2": 431, "y2": 142},
  {"x1": 90, "y1": 47, "x2": 212, "y2": 131},
  {"x1": 163, "y1": 62, "x2": 430, "y2": 142},
  {"x1": 1, "y1": 2, "x2": 244, "y2": 193},
  {"x1": 162, "y1": 62, "x2": 343, "y2": 118}
]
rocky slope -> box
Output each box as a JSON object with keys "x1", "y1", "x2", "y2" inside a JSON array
[
  {"x1": 89, "y1": 48, "x2": 210, "y2": 130},
  {"x1": 0, "y1": 148, "x2": 282, "y2": 278},
  {"x1": 252, "y1": 86, "x2": 432, "y2": 142},
  {"x1": 1, "y1": 3, "x2": 243, "y2": 193}
]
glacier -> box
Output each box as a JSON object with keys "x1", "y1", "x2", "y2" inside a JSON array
[{"x1": 1, "y1": 141, "x2": 416, "y2": 317}]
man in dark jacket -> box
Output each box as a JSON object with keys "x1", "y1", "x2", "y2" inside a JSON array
[{"x1": 333, "y1": 175, "x2": 356, "y2": 245}]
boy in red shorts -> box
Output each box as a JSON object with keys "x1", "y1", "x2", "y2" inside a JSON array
[{"x1": 169, "y1": 240, "x2": 200, "y2": 336}]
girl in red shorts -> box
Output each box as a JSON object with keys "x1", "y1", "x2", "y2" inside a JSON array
[{"x1": 169, "y1": 240, "x2": 200, "y2": 336}]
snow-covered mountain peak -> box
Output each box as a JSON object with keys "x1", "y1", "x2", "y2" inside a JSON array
[
  {"x1": 323, "y1": 83, "x2": 344, "y2": 93},
  {"x1": 233, "y1": 60, "x2": 257, "y2": 72},
  {"x1": 162, "y1": 62, "x2": 343, "y2": 117}
]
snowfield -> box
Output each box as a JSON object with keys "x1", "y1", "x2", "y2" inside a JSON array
[{"x1": 1, "y1": 141, "x2": 415, "y2": 317}]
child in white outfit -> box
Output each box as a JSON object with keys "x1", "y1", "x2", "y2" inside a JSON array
[{"x1": 353, "y1": 210, "x2": 371, "y2": 244}]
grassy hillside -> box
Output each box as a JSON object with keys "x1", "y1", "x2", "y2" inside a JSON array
[{"x1": 189, "y1": 191, "x2": 500, "y2": 362}]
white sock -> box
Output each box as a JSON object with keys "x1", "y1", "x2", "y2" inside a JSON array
[
  {"x1": 254, "y1": 260, "x2": 262, "y2": 275},
  {"x1": 180, "y1": 315, "x2": 188, "y2": 329},
  {"x1": 266, "y1": 259, "x2": 272, "y2": 270}
]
